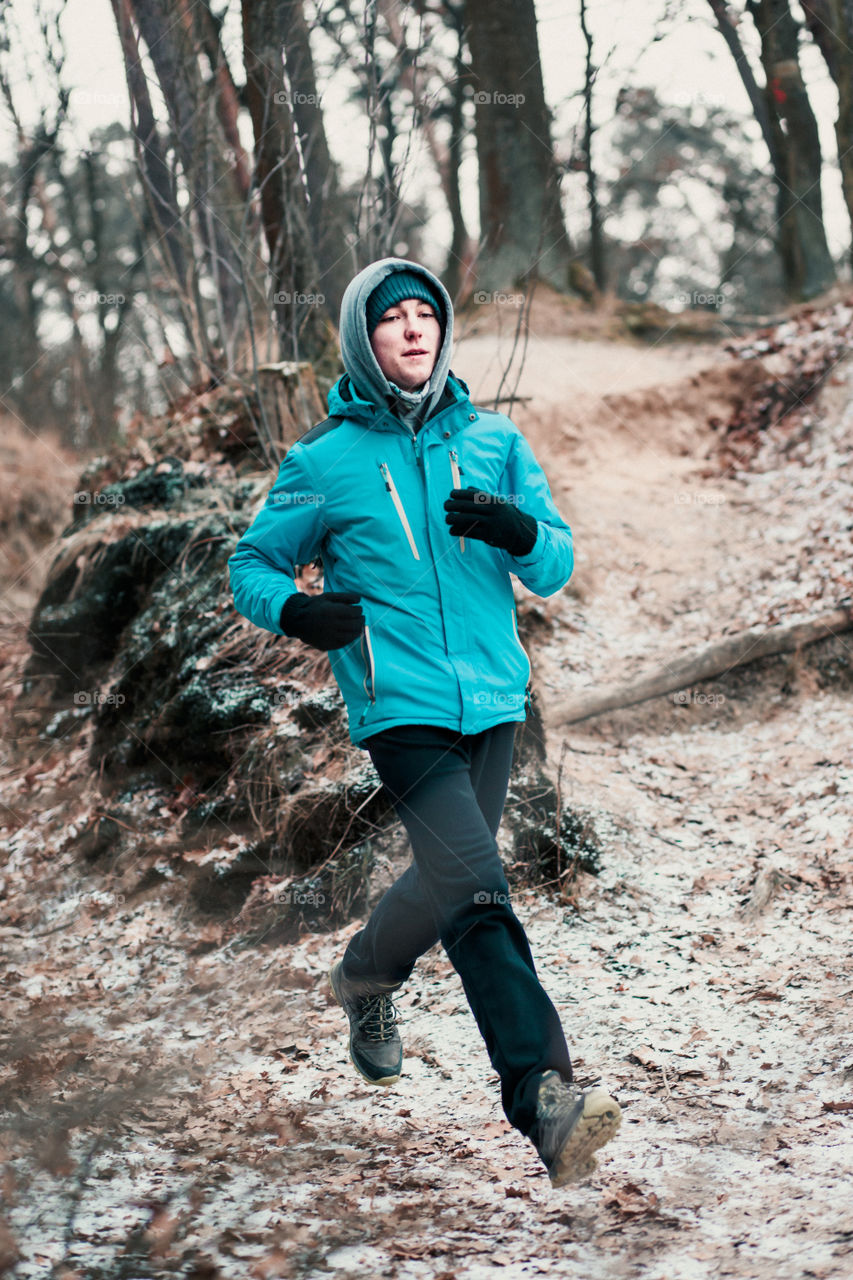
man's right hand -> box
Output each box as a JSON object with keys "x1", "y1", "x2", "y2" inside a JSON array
[{"x1": 279, "y1": 592, "x2": 363, "y2": 651}]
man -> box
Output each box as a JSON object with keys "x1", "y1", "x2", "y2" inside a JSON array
[{"x1": 227, "y1": 258, "x2": 621, "y2": 1186}]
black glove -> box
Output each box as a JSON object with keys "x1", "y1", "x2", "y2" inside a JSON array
[
  {"x1": 444, "y1": 487, "x2": 538, "y2": 557},
  {"x1": 279, "y1": 591, "x2": 363, "y2": 651}
]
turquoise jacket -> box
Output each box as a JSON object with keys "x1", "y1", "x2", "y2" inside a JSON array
[
  {"x1": 228, "y1": 255, "x2": 573, "y2": 748},
  {"x1": 227, "y1": 371, "x2": 574, "y2": 747}
]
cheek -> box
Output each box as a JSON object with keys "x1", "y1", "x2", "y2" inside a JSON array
[{"x1": 370, "y1": 333, "x2": 392, "y2": 365}]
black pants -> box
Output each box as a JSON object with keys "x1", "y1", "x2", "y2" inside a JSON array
[{"x1": 342, "y1": 721, "x2": 573, "y2": 1137}]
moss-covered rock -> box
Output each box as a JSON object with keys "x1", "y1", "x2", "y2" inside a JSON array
[{"x1": 19, "y1": 377, "x2": 598, "y2": 932}]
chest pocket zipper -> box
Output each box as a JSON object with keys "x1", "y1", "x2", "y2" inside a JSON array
[
  {"x1": 379, "y1": 461, "x2": 420, "y2": 560},
  {"x1": 448, "y1": 449, "x2": 465, "y2": 553}
]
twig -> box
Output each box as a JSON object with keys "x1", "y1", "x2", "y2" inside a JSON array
[{"x1": 660, "y1": 1060, "x2": 673, "y2": 1100}]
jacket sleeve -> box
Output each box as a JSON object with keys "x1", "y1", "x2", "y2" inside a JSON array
[
  {"x1": 498, "y1": 428, "x2": 574, "y2": 598},
  {"x1": 227, "y1": 446, "x2": 327, "y2": 635}
]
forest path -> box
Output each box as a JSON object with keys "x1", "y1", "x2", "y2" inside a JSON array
[{"x1": 2, "y1": 332, "x2": 851, "y2": 1279}]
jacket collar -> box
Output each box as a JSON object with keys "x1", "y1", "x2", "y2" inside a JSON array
[{"x1": 329, "y1": 371, "x2": 472, "y2": 437}]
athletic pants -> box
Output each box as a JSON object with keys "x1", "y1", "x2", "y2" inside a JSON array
[{"x1": 341, "y1": 721, "x2": 573, "y2": 1136}]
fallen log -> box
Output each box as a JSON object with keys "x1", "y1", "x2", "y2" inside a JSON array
[{"x1": 554, "y1": 604, "x2": 853, "y2": 726}]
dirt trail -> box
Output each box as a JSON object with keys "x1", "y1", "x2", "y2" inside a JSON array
[
  {"x1": 455, "y1": 330, "x2": 721, "y2": 401},
  {"x1": 2, "y1": 334, "x2": 852, "y2": 1279}
]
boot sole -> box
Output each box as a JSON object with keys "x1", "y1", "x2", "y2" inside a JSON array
[
  {"x1": 329, "y1": 963, "x2": 402, "y2": 1087},
  {"x1": 548, "y1": 1089, "x2": 622, "y2": 1187}
]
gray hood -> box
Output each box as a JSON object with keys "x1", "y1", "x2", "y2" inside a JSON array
[{"x1": 338, "y1": 257, "x2": 454, "y2": 423}]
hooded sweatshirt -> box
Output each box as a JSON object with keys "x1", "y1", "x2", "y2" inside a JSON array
[{"x1": 337, "y1": 257, "x2": 455, "y2": 429}]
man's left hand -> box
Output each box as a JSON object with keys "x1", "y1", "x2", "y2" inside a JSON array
[{"x1": 444, "y1": 487, "x2": 538, "y2": 557}]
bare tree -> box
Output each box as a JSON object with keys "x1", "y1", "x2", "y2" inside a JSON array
[
  {"x1": 440, "y1": 0, "x2": 476, "y2": 299},
  {"x1": 749, "y1": 0, "x2": 836, "y2": 297},
  {"x1": 579, "y1": 0, "x2": 604, "y2": 292},
  {"x1": 801, "y1": 0, "x2": 853, "y2": 265},
  {"x1": 464, "y1": 0, "x2": 571, "y2": 292},
  {"x1": 707, "y1": 0, "x2": 836, "y2": 299},
  {"x1": 280, "y1": 0, "x2": 352, "y2": 317},
  {"x1": 241, "y1": 0, "x2": 334, "y2": 364},
  {"x1": 380, "y1": 0, "x2": 476, "y2": 300},
  {"x1": 109, "y1": 0, "x2": 194, "y2": 334},
  {"x1": 126, "y1": 0, "x2": 250, "y2": 371},
  {"x1": 197, "y1": 0, "x2": 252, "y2": 201},
  {"x1": 0, "y1": 5, "x2": 158, "y2": 443}
]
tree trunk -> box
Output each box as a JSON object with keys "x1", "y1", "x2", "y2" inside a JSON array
[
  {"x1": 706, "y1": 0, "x2": 777, "y2": 156},
  {"x1": 198, "y1": 0, "x2": 252, "y2": 199},
  {"x1": 801, "y1": 0, "x2": 853, "y2": 270},
  {"x1": 443, "y1": 0, "x2": 476, "y2": 300},
  {"x1": 110, "y1": 0, "x2": 192, "y2": 308},
  {"x1": 464, "y1": 0, "x2": 570, "y2": 292},
  {"x1": 579, "y1": 0, "x2": 604, "y2": 292},
  {"x1": 280, "y1": 0, "x2": 352, "y2": 318},
  {"x1": 748, "y1": 0, "x2": 836, "y2": 299},
  {"x1": 9, "y1": 127, "x2": 56, "y2": 427},
  {"x1": 373, "y1": 0, "x2": 475, "y2": 299},
  {"x1": 241, "y1": 0, "x2": 333, "y2": 365},
  {"x1": 128, "y1": 0, "x2": 248, "y2": 370}
]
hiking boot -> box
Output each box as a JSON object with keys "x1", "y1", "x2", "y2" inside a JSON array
[
  {"x1": 529, "y1": 1069, "x2": 622, "y2": 1186},
  {"x1": 329, "y1": 960, "x2": 403, "y2": 1086}
]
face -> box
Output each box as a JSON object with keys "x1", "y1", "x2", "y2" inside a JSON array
[{"x1": 369, "y1": 296, "x2": 442, "y2": 390}]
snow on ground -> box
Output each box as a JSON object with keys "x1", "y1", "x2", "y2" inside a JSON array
[{"x1": 2, "y1": 333, "x2": 852, "y2": 1278}]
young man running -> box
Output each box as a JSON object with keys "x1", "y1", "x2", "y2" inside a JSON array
[{"x1": 228, "y1": 258, "x2": 621, "y2": 1186}]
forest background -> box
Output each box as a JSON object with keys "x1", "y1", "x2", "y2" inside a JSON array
[{"x1": 3, "y1": 0, "x2": 853, "y2": 445}]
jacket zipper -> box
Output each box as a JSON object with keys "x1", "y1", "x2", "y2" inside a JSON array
[
  {"x1": 379, "y1": 461, "x2": 420, "y2": 560},
  {"x1": 410, "y1": 432, "x2": 459, "y2": 662},
  {"x1": 448, "y1": 449, "x2": 465, "y2": 553},
  {"x1": 511, "y1": 606, "x2": 535, "y2": 714},
  {"x1": 511, "y1": 605, "x2": 532, "y2": 682},
  {"x1": 360, "y1": 622, "x2": 376, "y2": 710}
]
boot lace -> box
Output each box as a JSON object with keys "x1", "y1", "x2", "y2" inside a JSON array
[{"x1": 357, "y1": 992, "x2": 399, "y2": 1042}]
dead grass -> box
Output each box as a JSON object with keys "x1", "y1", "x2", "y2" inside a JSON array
[{"x1": 0, "y1": 418, "x2": 82, "y2": 615}]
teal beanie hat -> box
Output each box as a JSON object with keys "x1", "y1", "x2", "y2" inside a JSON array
[{"x1": 365, "y1": 269, "x2": 445, "y2": 336}]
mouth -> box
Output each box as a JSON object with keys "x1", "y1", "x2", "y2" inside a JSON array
[{"x1": 403, "y1": 349, "x2": 428, "y2": 357}]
